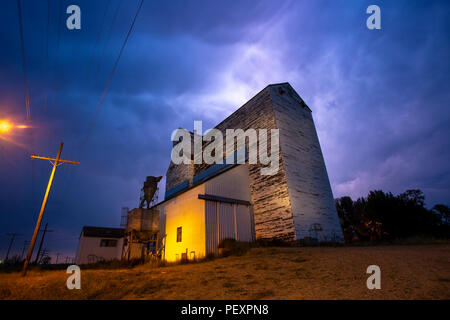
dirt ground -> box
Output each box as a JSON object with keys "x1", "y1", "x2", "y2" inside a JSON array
[{"x1": 0, "y1": 245, "x2": 449, "y2": 300}]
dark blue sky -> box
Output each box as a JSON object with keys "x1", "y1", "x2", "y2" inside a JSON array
[{"x1": 0, "y1": 0, "x2": 449, "y2": 260}]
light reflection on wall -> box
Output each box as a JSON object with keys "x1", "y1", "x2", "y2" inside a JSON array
[{"x1": 160, "y1": 183, "x2": 206, "y2": 262}]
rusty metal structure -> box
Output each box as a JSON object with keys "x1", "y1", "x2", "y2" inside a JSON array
[
  {"x1": 122, "y1": 208, "x2": 160, "y2": 260},
  {"x1": 122, "y1": 176, "x2": 163, "y2": 261},
  {"x1": 139, "y1": 176, "x2": 162, "y2": 209}
]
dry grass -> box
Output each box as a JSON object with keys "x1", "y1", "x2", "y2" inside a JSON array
[{"x1": 0, "y1": 244, "x2": 449, "y2": 300}]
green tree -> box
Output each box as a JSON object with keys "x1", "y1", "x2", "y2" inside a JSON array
[
  {"x1": 432, "y1": 204, "x2": 450, "y2": 225},
  {"x1": 335, "y1": 189, "x2": 447, "y2": 241}
]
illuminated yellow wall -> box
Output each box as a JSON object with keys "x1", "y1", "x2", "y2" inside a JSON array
[{"x1": 158, "y1": 183, "x2": 206, "y2": 262}]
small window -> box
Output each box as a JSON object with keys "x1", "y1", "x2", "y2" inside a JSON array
[
  {"x1": 100, "y1": 239, "x2": 117, "y2": 247},
  {"x1": 177, "y1": 227, "x2": 182, "y2": 242}
]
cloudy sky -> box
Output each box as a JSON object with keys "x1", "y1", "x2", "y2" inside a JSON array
[{"x1": 0, "y1": 0, "x2": 449, "y2": 259}]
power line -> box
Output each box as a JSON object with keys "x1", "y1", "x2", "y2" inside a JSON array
[
  {"x1": 49, "y1": 0, "x2": 62, "y2": 112},
  {"x1": 55, "y1": 252, "x2": 61, "y2": 264},
  {"x1": 42, "y1": 0, "x2": 66, "y2": 203},
  {"x1": 5, "y1": 233, "x2": 23, "y2": 261},
  {"x1": 7, "y1": 0, "x2": 39, "y2": 219},
  {"x1": 16, "y1": 0, "x2": 31, "y2": 121},
  {"x1": 21, "y1": 240, "x2": 30, "y2": 259},
  {"x1": 38, "y1": 248, "x2": 50, "y2": 264},
  {"x1": 60, "y1": 0, "x2": 144, "y2": 204},
  {"x1": 82, "y1": 0, "x2": 111, "y2": 93},
  {"x1": 83, "y1": 0, "x2": 145, "y2": 147},
  {"x1": 17, "y1": 0, "x2": 38, "y2": 212},
  {"x1": 55, "y1": 0, "x2": 113, "y2": 201},
  {"x1": 43, "y1": 0, "x2": 50, "y2": 112},
  {"x1": 90, "y1": 0, "x2": 124, "y2": 90},
  {"x1": 34, "y1": 222, "x2": 54, "y2": 264}
]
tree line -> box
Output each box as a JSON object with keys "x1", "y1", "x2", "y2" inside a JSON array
[{"x1": 335, "y1": 189, "x2": 450, "y2": 243}]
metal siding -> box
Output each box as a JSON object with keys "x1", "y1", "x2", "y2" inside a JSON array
[
  {"x1": 236, "y1": 205, "x2": 252, "y2": 242},
  {"x1": 159, "y1": 208, "x2": 166, "y2": 258},
  {"x1": 155, "y1": 183, "x2": 206, "y2": 261},
  {"x1": 218, "y1": 203, "x2": 235, "y2": 242},
  {"x1": 205, "y1": 200, "x2": 218, "y2": 255},
  {"x1": 204, "y1": 164, "x2": 252, "y2": 200}
]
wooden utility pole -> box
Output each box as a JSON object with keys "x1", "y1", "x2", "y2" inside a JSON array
[
  {"x1": 21, "y1": 240, "x2": 30, "y2": 259},
  {"x1": 34, "y1": 223, "x2": 53, "y2": 264},
  {"x1": 38, "y1": 249, "x2": 49, "y2": 264},
  {"x1": 22, "y1": 142, "x2": 80, "y2": 276},
  {"x1": 5, "y1": 233, "x2": 23, "y2": 262}
]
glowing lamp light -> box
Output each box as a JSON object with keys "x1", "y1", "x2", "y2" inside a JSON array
[
  {"x1": 0, "y1": 120, "x2": 30, "y2": 133},
  {"x1": 0, "y1": 121, "x2": 12, "y2": 133}
]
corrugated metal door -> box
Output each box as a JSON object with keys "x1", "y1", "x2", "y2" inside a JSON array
[
  {"x1": 218, "y1": 203, "x2": 235, "y2": 242},
  {"x1": 236, "y1": 205, "x2": 252, "y2": 242},
  {"x1": 205, "y1": 200, "x2": 218, "y2": 255},
  {"x1": 205, "y1": 201, "x2": 254, "y2": 255}
]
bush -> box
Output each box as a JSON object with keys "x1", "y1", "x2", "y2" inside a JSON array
[
  {"x1": 79, "y1": 258, "x2": 145, "y2": 270},
  {"x1": 218, "y1": 238, "x2": 251, "y2": 257},
  {"x1": 254, "y1": 238, "x2": 293, "y2": 247},
  {"x1": 204, "y1": 252, "x2": 216, "y2": 261}
]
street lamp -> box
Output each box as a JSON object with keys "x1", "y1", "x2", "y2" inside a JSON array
[
  {"x1": 0, "y1": 120, "x2": 29, "y2": 133},
  {"x1": 0, "y1": 120, "x2": 11, "y2": 133}
]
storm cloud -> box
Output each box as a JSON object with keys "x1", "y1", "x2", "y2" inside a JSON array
[{"x1": 0, "y1": 0, "x2": 449, "y2": 258}]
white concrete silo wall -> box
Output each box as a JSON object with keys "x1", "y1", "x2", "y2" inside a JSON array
[{"x1": 269, "y1": 86, "x2": 343, "y2": 242}]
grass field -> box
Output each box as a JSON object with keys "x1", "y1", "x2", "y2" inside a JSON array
[{"x1": 0, "y1": 244, "x2": 449, "y2": 300}]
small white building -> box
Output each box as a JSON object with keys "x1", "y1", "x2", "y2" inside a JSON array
[{"x1": 75, "y1": 226, "x2": 124, "y2": 264}]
